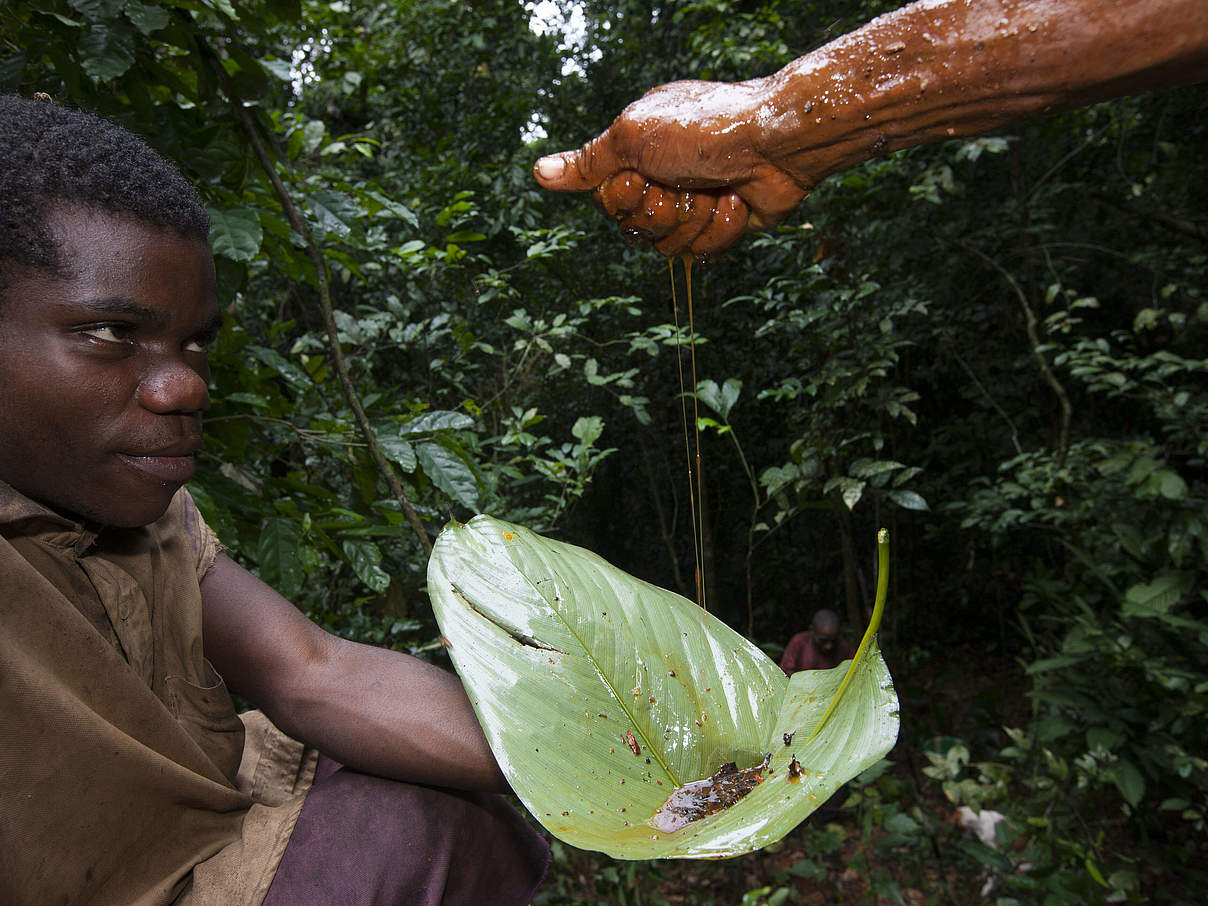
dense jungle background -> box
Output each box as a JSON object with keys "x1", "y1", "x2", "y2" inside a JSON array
[{"x1": 4, "y1": 0, "x2": 1206, "y2": 901}]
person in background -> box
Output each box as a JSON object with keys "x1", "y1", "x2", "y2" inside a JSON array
[
  {"x1": 534, "y1": 0, "x2": 1207, "y2": 258},
  {"x1": 780, "y1": 608, "x2": 856, "y2": 674}
]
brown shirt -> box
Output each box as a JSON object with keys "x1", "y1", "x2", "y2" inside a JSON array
[{"x1": 0, "y1": 482, "x2": 312, "y2": 906}]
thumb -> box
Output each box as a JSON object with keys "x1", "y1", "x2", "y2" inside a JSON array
[{"x1": 533, "y1": 138, "x2": 621, "y2": 192}]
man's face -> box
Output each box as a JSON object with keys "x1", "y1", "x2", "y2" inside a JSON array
[
  {"x1": 813, "y1": 625, "x2": 838, "y2": 655},
  {"x1": 0, "y1": 205, "x2": 220, "y2": 528}
]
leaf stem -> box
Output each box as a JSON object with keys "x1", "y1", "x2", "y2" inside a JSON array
[{"x1": 804, "y1": 529, "x2": 890, "y2": 744}]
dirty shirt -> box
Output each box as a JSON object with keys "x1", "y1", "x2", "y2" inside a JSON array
[{"x1": 0, "y1": 481, "x2": 313, "y2": 906}]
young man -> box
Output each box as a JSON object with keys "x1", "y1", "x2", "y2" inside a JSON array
[
  {"x1": 535, "y1": 0, "x2": 1207, "y2": 257},
  {"x1": 0, "y1": 94, "x2": 548, "y2": 906}
]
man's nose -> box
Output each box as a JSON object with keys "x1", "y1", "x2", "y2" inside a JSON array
[{"x1": 137, "y1": 359, "x2": 211, "y2": 414}]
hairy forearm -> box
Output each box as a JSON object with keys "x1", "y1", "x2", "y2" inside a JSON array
[
  {"x1": 268, "y1": 634, "x2": 508, "y2": 793},
  {"x1": 533, "y1": 0, "x2": 1208, "y2": 256},
  {"x1": 756, "y1": 0, "x2": 1208, "y2": 185}
]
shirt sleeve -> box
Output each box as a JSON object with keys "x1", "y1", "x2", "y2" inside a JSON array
[
  {"x1": 178, "y1": 488, "x2": 224, "y2": 580},
  {"x1": 779, "y1": 633, "x2": 804, "y2": 674}
]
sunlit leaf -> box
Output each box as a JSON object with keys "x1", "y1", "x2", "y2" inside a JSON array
[
  {"x1": 376, "y1": 436, "x2": 417, "y2": 472},
  {"x1": 850, "y1": 458, "x2": 904, "y2": 479},
  {"x1": 428, "y1": 517, "x2": 898, "y2": 859},
  {"x1": 400, "y1": 410, "x2": 474, "y2": 436},
  {"x1": 830, "y1": 477, "x2": 865, "y2": 510},
  {"x1": 364, "y1": 190, "x2": 418, "y2": 227},
  {"x1": 202, "y1": 0, "x2": 239, "y2": 21},
  {"x1": 571, "y1": 415, "x2": 604, "y2": 447},
  {"x1": 446, "y1": 230, "x2": 486, "y2": 243},
  {"x1": 887, "y1": 489, "x2": 929, "y2": 511}
]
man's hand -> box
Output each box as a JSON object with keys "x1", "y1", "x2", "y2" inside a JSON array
[
  {"x1": 534, "y1": 78, "x2": 809, "y2": 259},
  {"x1": 536, "y1": 0, "x2": 1208, "y2": 260}
]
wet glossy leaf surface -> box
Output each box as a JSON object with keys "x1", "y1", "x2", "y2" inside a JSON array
[{"x1": 428, "y1": 515, "x2": 899, "y2": 859}]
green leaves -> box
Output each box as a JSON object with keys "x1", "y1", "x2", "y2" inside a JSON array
[
  {"x1": 342, "y1": 539, "x2": 390, "y2": 593},
  {"x1": 375, "y1": 436, "x2": 417, "y2": 472},
  {"x1": 79, "y1": 21, "x2": 136, "y2": 81},
  {"x1": 416, "y1": 441, "x2": 478, "y2": 510},
  {"x1": 401, "y1": 411, "x2": 474, "y2": 435},
  {"x1": 208, "y1": 206, "x2": 264, "y2": 262},
  {"x1": 428, "y1": 516, "x2": 898, "y2": 859},
  {"x1": 257, "y1": 515, "x2": 305, "y2": 599},
  {"x1": 307, "y1": 188, "x2": 357, "y2": 239},
  {"x1": 1111, "y1": 759, "x2": 1146, "y2": 808},
  {"x1": 123, "y1": 1, "x2": 170, "y2": 35},
  {"x1": 1123, "y1": 572, "x2": 1194, "y2": 619},
  {"x1": 696, "y1": 378, "x2": 741, "y2": 421},
  {"x1": 887, "y1": 489, "x2": 929, "y2": 511}
]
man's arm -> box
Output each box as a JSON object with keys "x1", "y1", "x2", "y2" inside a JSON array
[
  {"x1": 779, "y1": 632, "x2": 806, "y2": 674},
  {"x1": 535, "y1": 0, "x2": 1208, "y2": 257},
  {"x1": 200, "y1": 553, "x2": 508, "y2": 793}
]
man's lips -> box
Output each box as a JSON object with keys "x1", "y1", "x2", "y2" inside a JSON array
[{"x1": 117, "y1": 441, "x2": 201, "y2": 483}]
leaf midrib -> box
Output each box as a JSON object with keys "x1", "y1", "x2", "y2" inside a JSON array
[{"x1": 506, "y1": 538, "x2": 683, "y2": 788}]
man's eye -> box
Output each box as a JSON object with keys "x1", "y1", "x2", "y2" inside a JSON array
[
  {"x1": 81, "y1": 324, "x2": 134, "y2": 344},
  {"x1": 184, "y1": 338, "x2": 211, "y2": 354}
]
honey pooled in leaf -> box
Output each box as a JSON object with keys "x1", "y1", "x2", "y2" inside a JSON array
[{"x1": 648, "y1": 753, "x2": 772, "y2": 833}]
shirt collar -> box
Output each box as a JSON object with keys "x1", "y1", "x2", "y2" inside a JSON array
[{"x1": 0, "y1": 480, "x2": 100, "y2": 553}]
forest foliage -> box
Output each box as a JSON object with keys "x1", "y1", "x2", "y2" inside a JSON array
[{"x1": 3, "y1": 0, "x2": 1206, "y2": 902}]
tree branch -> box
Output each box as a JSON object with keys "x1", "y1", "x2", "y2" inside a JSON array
[
  {"x1": 961, "y1": 243, "x2": 1072, "y2": 467},
  {"x1": 944, "y1": 343, "x2": 1024, "y2": 456},
  {"x1": 198, "y1": 39, "x2": 432, "y2": 556},
  {"x1": 1091, "y1": 194, "x2": 1208, "y2": 243}
]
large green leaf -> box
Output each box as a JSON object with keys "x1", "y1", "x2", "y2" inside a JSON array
[
  {"x1": 208, "y1": 205, "x2": 264, "y2": 262},
  {"x1": 257, "y1": 515, "x2": 304, "y2": 600},
  {"x1": 427, "y1": 516, "x2": 898, "y2": 859},
  {"x1": 417, "y1": 440, "x2": 478, "y2": 510}
]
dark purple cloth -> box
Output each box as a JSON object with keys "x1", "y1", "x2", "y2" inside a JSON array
[{"x1": 261, "y1": 756, "x2": 549, "y2": 906}]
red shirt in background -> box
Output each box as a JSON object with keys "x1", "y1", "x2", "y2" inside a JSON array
[{"x1": 779, "y1": 630, "x2": 855, "y2": 674}]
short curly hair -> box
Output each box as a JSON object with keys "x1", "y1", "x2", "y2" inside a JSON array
[{"x1": 0, "y1": 94, "x2": 209, "y2": 287}]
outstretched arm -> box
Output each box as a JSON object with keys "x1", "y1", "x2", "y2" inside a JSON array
[
  {"x1": 535, "y1": 0, "x2": 1208, "y2": 258},
  {"x1": 201, "y1": 553, "x2": 508, "y2": 793}
]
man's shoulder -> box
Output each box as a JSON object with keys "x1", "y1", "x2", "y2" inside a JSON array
[
  {"x1": 783, "y1": 630, "x2": 816, "y2": 656},
  {"x1": 154, "y1": 487, "x2": 222, "y2": 578}
]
